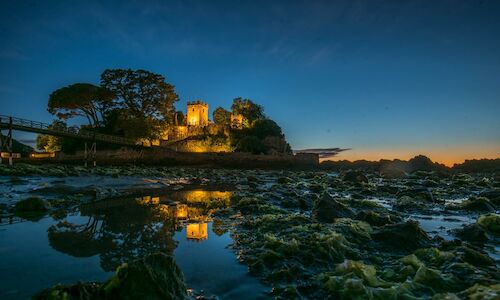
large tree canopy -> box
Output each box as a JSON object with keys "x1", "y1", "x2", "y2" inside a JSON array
[
  {"x1": 212, "y1": 107, "x2": 231, "y2": 126},
  {"x1": 231, "y1": 97, "x2": 265, "y2": 124},
  {"x1": 48, "y1": 83, "x2": 114, "y2": 127},
  {"x1": 100, "y1": 69, "x2": 179, "y2": 122}
]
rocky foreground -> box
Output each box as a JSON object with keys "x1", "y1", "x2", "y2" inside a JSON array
[{"x1": 0, "y1": 163, "x2": 499, "y2": 299}]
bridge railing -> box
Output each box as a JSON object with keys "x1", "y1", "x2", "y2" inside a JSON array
[{"x1": 0, "y1": 115, "x2": 141, "y2": 146}]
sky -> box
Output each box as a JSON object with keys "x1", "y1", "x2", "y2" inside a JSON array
[{"x1": 0, "y1": 0, "x2": 499, "y2": 166}]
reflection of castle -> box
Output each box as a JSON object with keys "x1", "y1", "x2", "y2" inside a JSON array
[
  {"x1": 186, "y1": 223, "x2": 208, "y2": 240},
  {"x1": 134, "y1": 191, "x2": 233, "y2": 242}
]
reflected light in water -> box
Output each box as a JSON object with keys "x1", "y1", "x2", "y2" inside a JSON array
[
  {"x1": 183, "y1": 190, "x2": 232, "y2": 203},
  {"x1": 186, "y1": 223, "x2": 208, "y2": 241},
  {"x1": 176, "y1": 204, "x2": 189, "y2": 219}
]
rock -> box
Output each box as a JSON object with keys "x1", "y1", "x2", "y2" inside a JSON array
[
  {"x1": 460, "y1": 246, "x2": 495, "y2": 267},
  {"x1": 312, "y1": 193, "x2": 354, "y2": 222},
  {"x1": 102, "y1": 253, "x2": 187, "y2": 299},
  {"x1": 372, "y1": 221, "x2": 431, "y2": 252},
  {"x1": 34, "y1": 282, "x2": 101, "y2": 300},
  {"x1": 341, "y1": 171, "x2": 368, "y2": 184},
  {"x1": 478, "y1": 189, "x2": 500, "y2": 206},
  {"x1": 393, "y1": 196, "x2": 426, "y2": 211},
  {"x1": 397, "y1": 187, "x2": 435, "y2": 202},
  {"x1": 460, "y1": 197, "x2": 496, "y2": 212},
  {"x1": 453, "y1": 224, "x2": 488, "y2": 244},
  {"x1": 477, "y1": 214, "x2": 500, "y2": 235},
  {"x1": 277, "y1": 177, "x2": 291, "y2": 184},
  {"x1": 380, "y1": 168, "x2": 407, "y2": 179},
  {"x1": 13, "y1": 197, "x2": 49, "y2": 220},
  {"x1": 35, "y1": 253, "x2": 187, "y2": 300},
  {"x1": 355, "y1": 210, "x2": 401, "y2": 227},
  {"x1": 456, "y1": 283, "x2": 500, "y2": 299}
]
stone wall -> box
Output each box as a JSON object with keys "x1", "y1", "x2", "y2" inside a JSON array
[{"x1": 51, "y1": 148, "x2": 319, "y2": 169}]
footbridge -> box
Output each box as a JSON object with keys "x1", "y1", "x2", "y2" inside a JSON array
[{"x1": 0, "y1": 115, "x2": 152, "y2": 166}]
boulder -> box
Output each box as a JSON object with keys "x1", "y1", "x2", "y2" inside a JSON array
[
  {"x1": 453, "y1": 223, "x2": 488, "y2": 244},
  {"x1": 13, "y1": 197, "x2": 49, "y2": 220},
  {"x1": 477, "y1": 214, "x2": 500, "y2": 236},
  {"x1": 460, "y1": 197, "x2": 496, "y2": 212},
  {"x1": 372, "y1": 220, "x2": 431, "y2": 252},
  {"x1": 478, "y1": 189, "x2": 500, "y2": 206},
  {"x1": 397, "y1": 187, "x2": 435, "y2": 202},
  {"x1": 355, "y1": 210, "x2": 401, "y2": 227},
  {"x1": 312, "y1": 193, "x2": 354, "y2": 223},
  {"x1": 34, "y1": 253, "x2": 187, "y2": 300},
  {"x1": 341, "y1": 171, "x2": 368, "y2": 184},
  {"x1": 103, "y1": 253, "x2": 187, "y2": 299}
]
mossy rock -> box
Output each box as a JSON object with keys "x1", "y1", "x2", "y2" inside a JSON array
[
  {"x1": 312, "y1": 193, "x2": 354, "y2": 223},
  {"x1": 460, "y1": 197, "x2": 496, "y2": 212},
  {"x1": 372, "y1": 221, "x2": 431, "y2": 252},
  {"x1": 13, "y1": 197, "x2": 49, "y2": 220},
  {"x1": 102, "y1": 253, "x2": 187, "y2": 300},
  {"x1": 453, "y1": 223, "x2": 488, "y2": 244},
  {"x1": 34, "y1": 282, "x2": 101, "y2": 300},
  {"x1": 477, "y1": 214, "x2": 500, "y2": 235}
]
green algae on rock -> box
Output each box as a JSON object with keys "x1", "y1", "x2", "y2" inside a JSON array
[
  {"x1": 13, "y1": 196, "x2": 49, "y2": 220},
  {"x1": 34, "y1": 253, "x2": 187, "y2": 300},
  {"x1": 477, "y1": 214, "x2": 500, "y2": 235}
]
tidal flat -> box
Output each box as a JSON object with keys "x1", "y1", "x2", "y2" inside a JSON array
[{"x1": 0, "y1": 164, "x2": 499, "y2": 299}]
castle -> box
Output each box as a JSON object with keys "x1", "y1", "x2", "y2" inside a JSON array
[
  {"x1": 184, "y1": 100, "x2": 244, "y2": 128},
  {"x1": 157, "y1": 100, "x2": 244, "y2": 148},
  {"x1": 186, "y1": 101, "x2": 209, "y2": 126}
]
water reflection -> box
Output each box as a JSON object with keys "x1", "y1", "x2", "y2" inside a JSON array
[{"x1": 47, "y1": 189, "x2": 232, "y2": 272}]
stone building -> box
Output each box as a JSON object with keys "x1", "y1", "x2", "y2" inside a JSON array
[{"x1": 186, "y1": 100, "x2": 209, "y2": 126}]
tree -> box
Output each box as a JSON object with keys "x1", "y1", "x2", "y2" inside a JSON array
[
  {"x1": 235, "y1": 136, "x2": 268, "y2": 154},
  {"x1": 231, "y1": 97, "x2": 265, "y2": 123},
  {"x1": 100, "y1": 69, "x2": 179, "y2": 123},
  {"x1": 248, "y1": 119, "x2": 283, "y2": 139},
  {"x1": 36, "y1": 120, "x2": 80, "y2": 153},
  {"x1": 212, "y1": 107, "x2": 231, "y2": 126},
  {"x1": 174, "y1": 111, "x2": 185, "y2": 125},
  {"x1": 103, "y1": 108, "x2": 155, "y2": 140},
  {"x1": 48, "y1": 83, "x2": 114, "y2": 128}
]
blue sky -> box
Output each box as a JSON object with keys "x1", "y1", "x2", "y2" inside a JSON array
[{"x1": 1, "y1": 0, "x2": 499, "y2": 163}]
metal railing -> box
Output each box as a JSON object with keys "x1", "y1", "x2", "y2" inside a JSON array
[{"x1": 0, "y1": 115, "x2": 145, "y2": 147}]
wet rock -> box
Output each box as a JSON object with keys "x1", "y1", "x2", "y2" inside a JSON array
[
  {"x1": 455, "y1": 283, "x2": 500, "y2": 299},
  {"x1": 309, "y1": 183, "x2": 326, "y2": 193},
  {"x1": 13, "y1": 196, "x2": 49, "y2": 220},
  {"x1": 453, "y1": 224, "x2": 488, "y2": 244},
  {"x1": 277, "y1": 177, "x2": 292, "y2": 184},
  {"x1": 477, "y1": 214, "x2": 500, "y2": 236},
  {"x1": 312, "y1": 193, "x2": 354, "y2": 222},
  {"x1": 459, "y1": 246, "x2": 495, "y2": 267},
  {"x1": 377, "y1": 185, "x2": 400, "y2": 195},
  {"x1": 479, "y1": 189, "x2": 500, "y2": 206},
  {"x1": 393, "y1": 196, "x2": 426, "y2": 211},
  {"x1": 341, "y1": 171, "x2": 368, "y2": 184},
  {"x1": 380, "y1": 167, "x2": 408, "y2": 179},
  {"x1": 397, "y1": 187, "x2": 435, "y2": 202},
  {"x1": 34, "y1": 282, "x2": 101, "y2": 300},
  {"x1": 35, "y1": 253, "x2": 187, "y2": 300},
  {"x1": 372, "y1": 221, "x2": 431, "y2": 252},
  {"x1": 102, "y1": 253, "x2": 187, "y2": 299},
  {"x1": 355, "y1": 210, "x2": 401, "y2": 226},
  {"x1": 460, "y1": 196, "x2": 496, "y2": 212}
]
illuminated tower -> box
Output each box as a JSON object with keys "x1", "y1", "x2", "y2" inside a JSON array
[{"x1": 187, "y1": 100, "x2": 209, "y2": 126}]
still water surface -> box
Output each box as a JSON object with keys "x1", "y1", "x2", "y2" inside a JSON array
[{"x1": 0, "y1": 190, "x2": 269, "y2": 299}]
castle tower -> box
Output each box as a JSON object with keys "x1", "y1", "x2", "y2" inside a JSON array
[{"x1": 187, "y1": 100, "x2": 209, "y2": 126}]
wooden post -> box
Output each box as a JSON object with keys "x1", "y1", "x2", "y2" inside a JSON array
[
  {"x1": 8, "y1": 117, "x2": 12, "y2": 166},
  {"x1": 84, "y1": 142, "x2": 88, "y2": 167}
]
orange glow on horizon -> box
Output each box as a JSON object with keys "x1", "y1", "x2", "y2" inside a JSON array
[{"x1": 322, "y1": 145, "x2": 500, "y2": 167}]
